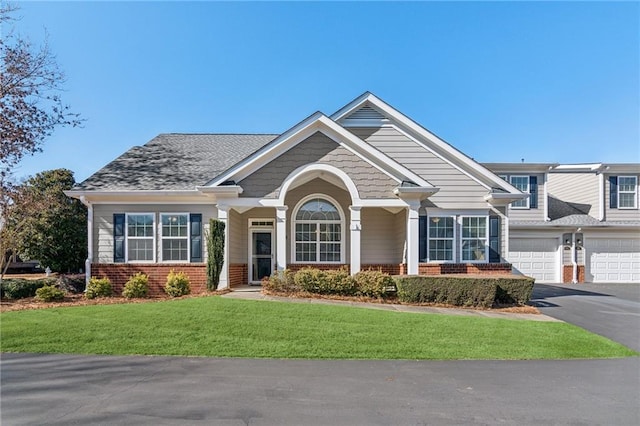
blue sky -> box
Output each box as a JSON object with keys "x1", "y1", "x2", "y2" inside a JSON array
[{"x1": 8, "y1": 1, "x2": 640, "y2": 183}]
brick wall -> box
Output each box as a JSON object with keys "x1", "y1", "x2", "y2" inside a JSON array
[
  {"x1": 562, "y1": 265, "x2": 585, "y2": 283},
  {"x1": 287, "y1": 264, "x2": 350, "y2": 272},
  {"x1": 92, "y1": 264, "x2": 207, "y2": 297},
  {"x1": 418, "y1": 263, "x2": 513, "y2": 276},
  {"x1": 229, "y1": 263, "x2": 247, "y2": 287},
  {"x1": 361, "y1": 264, "x2": 404, "y2": 275}
]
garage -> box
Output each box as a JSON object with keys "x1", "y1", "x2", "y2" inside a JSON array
[
  {"x1": 508, "y1": 237, "x2": 559, "y2": 283},
  {"x1": 586, "y1": 237, "x2": 640, "y2": 283}
]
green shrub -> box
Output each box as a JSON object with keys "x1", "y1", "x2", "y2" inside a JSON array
[
  {"x1": 263, "y1": 269, "x2": 299, "y2": 293},
  {"x1": 165, "y1": 270, "x2": 191, "y2": 297},
  {"x1": 395, "y1": 276, "x2": 497, "y2": 308},
  {"x1": 85, "y1": 277, "x2": 112, "y2": 299},
  {"x1": 294, "y1": 267, "x2": 356, "y2": 295},
  {"x1": 122, "y1": 273, "x2": 149, "y2": 299},
  {"x1": 1, "y1": 278, "x2": 56, "y2": 299},
  {"x1": 494, "y1": 277, "x2": 535, "y2": 305},
  {"x1": 354, "y1": 270, "x2": 396, "y2": 298},
  {"x1": 35, "y1": 285, "x2": 65, "y2": 302}
]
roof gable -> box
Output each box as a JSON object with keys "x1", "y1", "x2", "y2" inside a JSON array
[
  {"x1": 331, "y1": 92, "x2": 522, "y2": 196},
  {"x1": 207, "y1": 112, "x2": 434, "y2": 190}
]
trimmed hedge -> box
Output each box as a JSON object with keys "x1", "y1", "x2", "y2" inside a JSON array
[
  {"x1": 494, "y1": 276, "x2": 535, "y2": 305},
  {"x1": 294, "y1": 268, "x2": 357, "y2": 296},
  {"x1": 123, "y1": 273, "x2": 149, "y2": 299},
  {"x1": 262, "y1": 269, "x2": 299, "y2": 293},
  {"x1": 165, "y1": 270, "x2": 191, "y2": 297},
  {"x1": 1, "y1": 278, "x2": 57, "y2": 299},
  {"x1": 395, "y1": 276, "x2": 498, "y2": 308},
  {"x1": 353, "y1": 270, "x2": 396, "y2": 298}
]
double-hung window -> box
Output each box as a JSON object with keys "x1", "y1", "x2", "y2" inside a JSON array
[
  {"x1": 509, "y1": 176, "x2": 530, "y2": 209},
  {"x1": 126, "y1": 214, "x2": 155, "y2": 262},
  {"x1": 161, "y1": 213, "x2": 189, "y2": 261},
  {"x1": 294, "y1": 197, "x2": 343, "y2": 263},
  {"x1": 461, "y1": 216, "x2": 488, "y2": 262},
  {"x1": 618, "y1": 176, "x2": 638, "y2": 209},
  {"x1": 428, "y1": 216, "x2": 454, "y2": 261}
]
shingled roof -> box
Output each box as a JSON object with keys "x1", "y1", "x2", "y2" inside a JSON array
[{"x1": 75, "y1": 134, "x2": 278, "y2": 190}]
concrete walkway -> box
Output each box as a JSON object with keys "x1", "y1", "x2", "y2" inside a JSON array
[{"x1": 222, "y1": 287, "x2": 560, "y2": 322}]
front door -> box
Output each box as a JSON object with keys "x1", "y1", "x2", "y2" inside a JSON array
[{"x1": 250, "y1": 230, "x2": 273, "y2": 284}]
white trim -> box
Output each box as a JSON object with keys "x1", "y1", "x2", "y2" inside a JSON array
[
  {"x1": 509, "y1": 175, "x2": 530, "y2": 209},
  {"x1": 598, "y1": 172, "x2": 605, "y2": 221},
  {"x1": 617, "y1": 176, "x2": 638, "y2": 209},
  {"x1": 278, "y1": 163, "x2": 363, "y2": 206},
  {"x1": 460, "y1": 215, "x2": 489, "y2": 263},
  {"x1": 425, "y1": 215, "x2": 456, "y2": 263},
  {"x1": 208, "y1": 113, "x2": 433, "y2": 190},
  {"x1": 290, "y1": 194, "x2": 346, "y2": 264},
  {"x1": 248, "y1": 218, "x2": 275, "y2": 283},
  {"x1": 159, "y1": 213, "x2": 190, "y2": 263},
  {"x1": 124, "y1": 212, "x2": 156, "y2": 263},
  {"x1": 275, "y1": 206, "x2": 288, "y2": 271},
  {"x1": 330, "y1": 92, "x2": 523, "y2": 195},
  {"x1": 217, "y1": 206, "x2": 230, "y2": 289},
  {"x1": 543, "y1": 173, "x2": 549, "y2": 220},
  {"x1": 349, "y1": 206, "x2": 361, "y2": 275}
]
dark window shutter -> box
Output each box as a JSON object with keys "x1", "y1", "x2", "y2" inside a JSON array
[
  {"x1": 609, "y1": 176, "x2": 618, "y2": 209},
  {"x1": 113, "y1": 214, "x2": 125, "y2": 263},
  {"x1": 190, "y1": 213, "x2": 203, "y2": 263},
  {"x1": 529, "y1": 176, "x2": 538, "y2": 209},
  {"x1": 489, "y1": 216, "x2": 501, "y2": 263},
  {"x1": 419, "y1": 216, "x2": 427, "y2": 262}
]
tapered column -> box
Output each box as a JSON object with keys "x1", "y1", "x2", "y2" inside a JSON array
[
  {"x1": 406, "y1": 200, "x2": 420, "y2": 275},
  {"x1": 276, "y1": 206, "x2": 288, "y2": 271},
  {"x1": 349, "y1": 206, "x2": 361, "y2": 275},
  {"x1": 217, "y1": 205, "x2": 230, "y2": 289}
]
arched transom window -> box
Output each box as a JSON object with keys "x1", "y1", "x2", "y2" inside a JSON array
[{"x1": 294, "y1": 197, "x2": 343, "y2": 263}]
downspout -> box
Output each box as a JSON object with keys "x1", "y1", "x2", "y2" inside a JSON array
[
  {"x1": 80, "y1": 196, "x2": 92, "y2": 287},
  {"x1": 572, "y1": 231, "x2": 578, "y2": 284}
]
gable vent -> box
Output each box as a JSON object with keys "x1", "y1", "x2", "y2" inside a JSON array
[{"x1": 341, "y1": 105, "x2": 387, "y2": 127}]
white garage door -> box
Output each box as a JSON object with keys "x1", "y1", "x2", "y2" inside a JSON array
[
  {"x1": 508, "y1": 238, "x2": 559, "y2": 283},
  {"x1": 587, "y1": 238, "x2": 640, "y2": 283}
]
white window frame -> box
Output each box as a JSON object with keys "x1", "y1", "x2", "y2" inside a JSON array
[
  {"x1": 159, "y1": 213, "x2": 190, "y2": 263},
  {"x1": 460, "y1": 215, "x2": 489, "y2": 263},
  {"x1": 291, "y1": 194, "x2": 345, "y2": 264},
  {"x1": 618, "y1": 176, "x2": 638, "y2": 209},
  {"x1": 427, "y1": 216, "x2": 456, "y2": 263},
  {"x1": 125, "y1": 213, "x2": 156, "y2": 263},
  {"x1": 509, "y1": 175, "x2": 530, "y2": 209}
]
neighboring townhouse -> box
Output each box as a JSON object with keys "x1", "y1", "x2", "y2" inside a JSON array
[
  {"x1": 65, "y1": 93, "x2": 639, "y2": 293},
  {"x1": 484, "y1": 163, "x2": 640, "y2": 283}
]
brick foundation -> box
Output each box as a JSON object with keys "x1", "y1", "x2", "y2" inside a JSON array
[
  {"x1": 361, "y1": 264, "x2": 405, "y2": 275},
  {"x1": 418, "y1": 263, "x2": 513, "y2": 276},
  {"x1": 562, "y1": 265, "x2": 585, "y2": 283},
  {"x1": 229, "y1": 263, "x2": 247, "y2": 287},
  {"x1": 287, "y1": 264, "x2": 350, "y2": 272},
  {"x1": 92, "y1": 264, "x2": 207, "y2": 297}
]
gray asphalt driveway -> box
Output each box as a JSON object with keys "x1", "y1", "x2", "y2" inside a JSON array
[
  {"x1": 2, "y1": 353, "x2": 639, "y2": 425},
  {"x1": 531, "y1": 283, "x2": 640, "y2": 351}
]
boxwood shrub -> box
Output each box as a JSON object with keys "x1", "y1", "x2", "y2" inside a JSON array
[
  {"x1": 35, "y1": 285, "x2": 65, "y2": 302},
  {"x1": 1, "y1": 278, "x2": 57, "y2": 299},
  {"x1": 395, "y1": 276, "x2": 498, "y2": 308},
  {"x1": 353, "y1": 270, "x2": 396, "y2": 298},
  {"x1": 165, "y1": 270, "x2": 191, "y2": 297},
  {"x1": 263, "y1": 269, "x2": 299, "y2": 293},
  {"x1": 294, "y1": 267, "x2": 357, "y2": 295},
  {"x1": 85, "y1": 277, "x2": 112, "y2": 299},
  {"x1": 122, "y1": 272, "x2": 149, "y2": 299}
]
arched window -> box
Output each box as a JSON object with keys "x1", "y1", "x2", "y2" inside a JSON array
[{"x1": 293, "y1": 196, "x2": 343, "y2": 263}]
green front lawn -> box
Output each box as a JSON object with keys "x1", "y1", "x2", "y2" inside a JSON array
[{"x1": 1, "y1": 296, "x2": 636, "y2": 360}]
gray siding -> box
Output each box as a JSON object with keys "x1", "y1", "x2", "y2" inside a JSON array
[
  {"x1": 93, "y1": 204, "x2": 217, "y2": 263},
  {"x1": 605, "y1": 174, "x2": 640, "y2": 221},
  {"x1": 489, "y1": 171, "x2": 546, "y2": 221},
  {"x1": 284, "y1": 178, "x2": 352, "y2": 264},
  {"x1": 238, "y1": 132, "x2": 397, "y2": 199},
  {"x1": 350, "y1": 127, "x2": 490, "y2": 209},
  {"x1": 233, "y1": 208, "x2": 277, "y2": 264},
  {"x1": 548, "y1": 173, "x2": 599, "y2": 216},
  {"x1": 361, "y1": 208, "x2": 405, "y2": 264},
  {"x1": 228, "y1": 209, "x2": 244, "y2": 263}
]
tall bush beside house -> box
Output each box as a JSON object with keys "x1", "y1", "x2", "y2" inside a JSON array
[
  {"x1": 122, "y1": 273, "x2": 149, "y2": 299},
  {"x1": 206, "y1": 219, "x2": 225, "y2": 290},
  {"x1": 165, "y1": 270, "x2": 191, "y2": 297}
]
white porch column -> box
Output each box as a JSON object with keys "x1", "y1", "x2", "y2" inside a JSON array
[
  {"x1": 349, "y1": 206, "x2": 362, "y2": 275},
  {"x1": 276, "y1": 206, "x2": 288, "y2": 271},
  {"x1": 406, "y1": 200, "x2": 420, "y2": 275},
  {"x1": 81, "y1": 197, "x2": 92, "y2": 286},
  {"x1": 217, "y1": 205, "x2": 230, "y2": 289}
]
